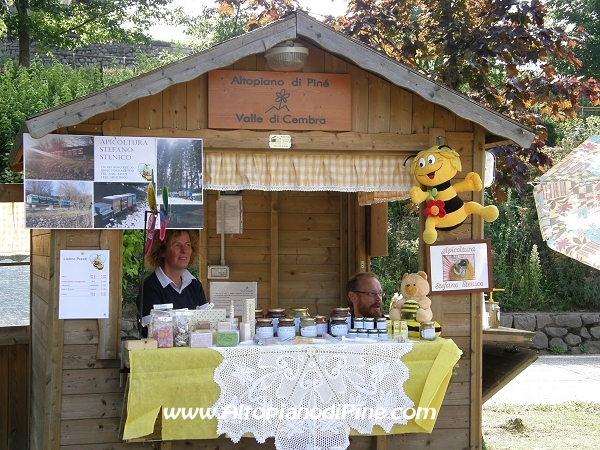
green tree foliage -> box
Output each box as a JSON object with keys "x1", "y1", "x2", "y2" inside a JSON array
[
  {"x1": 0, "y1": 54, "x2": 185, "y2": 183},
  {"x1": 1, "y1": 0, "x2": 173, "y2": 67},
  {"x1": 483, "y1": 135, "x2": 600, "y2": 311},
  {"x1": 123, "y1": 230, "x2": 145, "y2": 305},
  {"x1": 370, "y1": 200, "x2": 420, "y2": 313},
  {"x1": 214, "y1": 0, "x2": 299, "y2": 30},
  {"x1": 172, "y1": 5, "x2": 250, "y2": 51},
  {"x1": 547, "y1": 0, "x2": 600, "y2": 78}
]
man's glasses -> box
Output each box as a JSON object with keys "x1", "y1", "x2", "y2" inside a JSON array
[{"x1": 353, "y1": 290, "x2": 385, "y2": 298}]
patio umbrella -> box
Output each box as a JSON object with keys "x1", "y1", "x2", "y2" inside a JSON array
[{"x1": 533, "y1": 135, "x2": 600, "y2": 270}]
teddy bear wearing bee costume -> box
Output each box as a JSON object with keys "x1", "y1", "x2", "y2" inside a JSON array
[{"x1": 409, "y1": 144, "x2": 499, "y2": 244}]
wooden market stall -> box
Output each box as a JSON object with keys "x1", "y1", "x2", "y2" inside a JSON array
[{"x1": 8, "y1": 11, "x2": 537, "y2": 450}]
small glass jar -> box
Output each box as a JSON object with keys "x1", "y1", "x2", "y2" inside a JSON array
[
  {"x1": 348, "y1": 329, "x2": 358, "y2": 338},
  {"x1": 363, "y1": 317, "x2": 375, "y2": 330},
  {"x1": 289, "y1": 307, "x2": 310, "y2": 335},
  {"x1": 330, "y1": 317, "x2": 349, "y2": 337},
  {"x1": 420, "y1": 321, "x2": 436, "y2": 341},
  {"x1": 353, "y1": 317, "x2": 364, "y2": 329},
  {"x1": 300, "y1": 317, "x2": 317, "y2": 338},
  {"x1": 277, "y1": 317, "x2": 296, "y2": 340},
  {"x1": 313, "y1": 315, "x2": 328, "y2": 336},
  {"x1": 357, "y1": 329, "x2": 369, "y2": 338},
  {"x1": 367, "y1": 329, "x2": 379, "y2": 339},
  {"x1": 267, "y1": 308, "x2": 286, "y2": 335},
  {"x1": 255, "y1": 309, "x2": 264, "y2": 320},
  {"x1": 376, "y1": 317, "x2": 387, "y2": 330},
  {"x1": 378, "y1": 330, "x2": 388, "y2": 340},
  {"x1": 255, "y1": 318, "x2": 274, "y2": 338}
]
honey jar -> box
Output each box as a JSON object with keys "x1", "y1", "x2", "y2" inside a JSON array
[
  {"x1": 289, "y1": 307, "x2": 310, "y2": 335},
  {"x1": 267, "y1": 308, "x2": 286, "y2": 335},
  {"x1": 363, "y1": 317, "x2": 375, "y2": 330},
  {"x1": 300, "y1": 317, "x2": 317, "y2": 338},
  {"x1": 313, "y1": 315, "x2": 328, "y2": 336},
  {"x1": 255, "y1": 318, "x2": 274, "y2": 338},
  {"x1": 276, "y1": 317, "x2": 296, "y2": 339},
  {"x1": 329, "y1": 317, "x2": 349, "y2": 337},
  {"x1": 330, "y1": 307, "x2": 352, "y2": 328},
  {"x1": 419, "y1": 321, "x2": 436, "y2": 341}
]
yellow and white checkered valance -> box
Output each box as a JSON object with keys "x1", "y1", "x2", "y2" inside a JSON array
[{"x1": 204, "y1": 153, "x2": 412, "y2": 205}]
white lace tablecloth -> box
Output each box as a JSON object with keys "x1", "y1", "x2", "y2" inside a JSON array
[{"x1": 212, "y1": 342, "x2": 414, "y2": 450}]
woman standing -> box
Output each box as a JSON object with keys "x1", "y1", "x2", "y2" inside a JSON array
[{"x1": 138, "y1": 229, "x2": 207, "y2": 323}]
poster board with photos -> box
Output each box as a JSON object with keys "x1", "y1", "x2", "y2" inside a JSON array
[
  {"x1": 427, "y1": 240, "x2": 493, "y2": 294},
  {"x1": 22, "y1": 134, "x2": 203, "y2": 229}
]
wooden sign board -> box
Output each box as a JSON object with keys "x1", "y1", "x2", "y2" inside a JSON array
[{"x1": 208, "y1": 70, "x2": 351, "y2": 131}]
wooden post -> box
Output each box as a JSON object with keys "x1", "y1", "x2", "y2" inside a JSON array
[{"x1": 270, "y1": 192, "x2": 279, "y2": 309}]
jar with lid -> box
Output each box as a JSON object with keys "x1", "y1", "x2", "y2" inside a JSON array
[
  {"x1": 353, "y1": 317, "x2": 364, "y2": 329},
  {"x1": 267, "y1": 308, "x2": 286, "y2": 335},
  {"x1": 277, "y1": 317, "x2": 296, "y2": 340},
  {"x1": 330, "y1": 307, "x2": 352, "y2": 329},
  {"x1": 367, "y1": 329, "x2": 379, "y2": 339},
  {"x1": 419, "y1": 321, "x2": 436, "y2": 341},
  {"x1": 289, "y1": 307, "x2": 310, "y2": 335},
  {"x1": 255, "y1": 309, "x2": 264, "y2": 320},
  {"x1": 313, "y1": 315, "x2": 328, "y2": 336},
  {"x1": 255, "y1": 318, "x2": 274, "y2": 338},
  {"x1": 357, "y1": 329, "x2": 369, "y2": 338},
  {"x1": 348, "y1": 329, "x2": 357, "y2": 338},
  {"x1": 363, "y1": 317, "x2": 375, "y2": 330},
  {"x1": 329, "y1": 317, "x2": 349, "y2": 337},
  {"x1": 300, "y1": 317, "x2": 317, "y2": 338},
  {"x1": 376, "y1": 317, "x2": 387, "y2": 330}
]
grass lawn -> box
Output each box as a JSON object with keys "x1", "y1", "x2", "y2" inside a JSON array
[{"x1": 483, "y1": 401, "x2": 600, "y2": 449}]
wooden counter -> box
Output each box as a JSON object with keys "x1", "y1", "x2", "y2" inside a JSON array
[{"x1": 481, "y1": 326, "x2": 538, "y2": 403}]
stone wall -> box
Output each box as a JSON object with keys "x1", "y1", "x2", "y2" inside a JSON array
[
  {"x1": 500, "y1": 312, "x2": 600, "y2": 354},
  {"x1": 0, "y1": 40, "x2": 192, "y2": 68}
]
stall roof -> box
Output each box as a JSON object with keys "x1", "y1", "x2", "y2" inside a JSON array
[{"x1": 9, "y1": 10, "x2": 535, "y2": 171}]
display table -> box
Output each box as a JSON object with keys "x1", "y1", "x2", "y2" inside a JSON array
[{"x1": 122, "y1": 338, "x2": 461, "y2": 449}]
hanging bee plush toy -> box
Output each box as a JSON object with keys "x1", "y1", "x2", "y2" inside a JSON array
[{"x1": 409, "y1": 144, "x2": 499, "y2": 244}]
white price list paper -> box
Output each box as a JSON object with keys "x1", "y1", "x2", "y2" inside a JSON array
[
  {"x1": 209, "y1": 282, "x2": 257, "y2": 317},
  {"x1": 59, "y1": 250, "x2": 110, "y2": 319}
]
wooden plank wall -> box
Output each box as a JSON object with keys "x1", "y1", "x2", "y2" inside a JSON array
[
  {"x1": 38, "y1": 44, "x2": 480, "y2": 449},
  {"x1": 205, "y1": 190, "x2": 344, "y2": 317},
  {"x1": 30, "y1": 229, "x2": 61, "y2": 450},
  {"x1": 0, "y1": 326, "x2": 29, "y2": 450}
]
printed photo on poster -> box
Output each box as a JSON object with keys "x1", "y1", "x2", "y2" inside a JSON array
[
  {"x1": 25, "y1": 180, "x2": 94, "y2": 229},
  {"x1": 93, "y1": 183, "x2": 147, "y2": 228},
  {"x1": 23, "y1": 134, "x2": 204, "y2": 230},
  {"x1": 427, "y1": 240, "x2": 492, "y2": 294},
  {"x1": 156, "y1": 138, "x2": 204, "y2": 229},
  {"x1": 24, "y1": 134, "x2": 94, "y2": 181}
]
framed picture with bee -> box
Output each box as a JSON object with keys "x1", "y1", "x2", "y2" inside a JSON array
[{"x1": 426, "y1": 239, "x2": 493, "y2": 294}]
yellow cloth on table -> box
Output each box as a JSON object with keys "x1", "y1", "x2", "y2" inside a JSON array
[
  {"x1": 123, "y1": 338, "x2": 461, "y2": 441},
  {"x1": 362, "y1": 337, "x2": 463, "y2": 435},
  {"x1": 123, "y1": 347, "x2": 224, "y2": 440}
]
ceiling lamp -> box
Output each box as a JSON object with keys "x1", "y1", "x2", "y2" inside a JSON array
[{"x1": 264, "y1": 41, "x2": 309, "y2": 72}]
